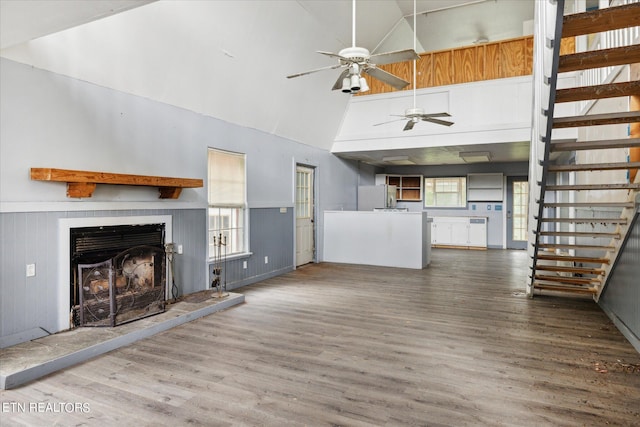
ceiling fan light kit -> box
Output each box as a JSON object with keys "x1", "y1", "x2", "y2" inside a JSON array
[
  {"x1": 286, "y1": 0, "x2": 417, "y2": 94},
  {"x1": 359, "y1": 76, "x2": 369, "y2": 92}
]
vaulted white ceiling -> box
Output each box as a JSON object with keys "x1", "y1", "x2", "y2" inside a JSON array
[{"x1": 0, "y1": 0, "x2": 535, "y2": 159}]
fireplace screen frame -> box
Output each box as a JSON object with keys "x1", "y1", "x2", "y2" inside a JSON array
[{"x1": 77, "y1": 245, "x2": 166, "y2": 327}]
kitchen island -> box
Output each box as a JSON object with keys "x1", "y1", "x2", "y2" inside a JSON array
[{"x1": 323, "y1": 211, "x2": 430, "y2": 269}]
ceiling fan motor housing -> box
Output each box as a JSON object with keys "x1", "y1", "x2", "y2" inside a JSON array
[
  {"x1": 338, "y1": 46, "x2": 370, "y2": 65},
  {"x1": 405, "y1": 107, "x2": 425, "y2": 118}
]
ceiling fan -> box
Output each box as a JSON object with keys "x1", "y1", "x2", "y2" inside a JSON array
[
  {"x1": 374, "y1": 0, "x2": 454, "y2": 131},
  {"x1": 286, "y1": 0, "x2": 419, "y2": 94}
]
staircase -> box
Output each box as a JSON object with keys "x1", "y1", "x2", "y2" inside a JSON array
[{"x1": 529, "y1": 0, "x2": 640, "y2": 299}]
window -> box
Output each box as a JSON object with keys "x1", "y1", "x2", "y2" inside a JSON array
[
  {"x1": 424, "y1": 177, "x2": 467, "y2": 208},
  {"x1": 208, "y1": 148, "x2": 246, "y2": 258}
]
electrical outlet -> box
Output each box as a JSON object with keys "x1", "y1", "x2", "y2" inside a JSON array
[
  {"x1": 177, "y1": 244, "x2": 183, "y2": 254},
  {"x1": 264, "y1": 256, "x2": 269, "y2": 264},
  {"x1": 26, "y1": 264, "x2": 36, "y2": 277},
  {"x1": 243, "y1": 260, "x2": 247, "y2": 269}
]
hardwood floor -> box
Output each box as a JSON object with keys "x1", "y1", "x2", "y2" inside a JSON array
[{"x1": 1, "y1": 249, "x2": 639, "y2": 426}]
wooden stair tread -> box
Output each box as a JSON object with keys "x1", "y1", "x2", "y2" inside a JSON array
[
  {"x1": 536, "y1": 254, "x2": 610, "y2": 264},
  {"x1": 547, "y1": 161, "x2": 640, "y2": 172},
  {"x1": 552, "y1": 111, "x2": 640, "y2": 129},
  {"x1": 533, "y1": 283, "x2": 597, "y2": 295},
  {"x1": 541, "y1": 201, "x2": 634, "y2": 208},
  {"x1": 545, "y1": 183, "x2": 640, "y2": 191},
  {"x1": 555, "y1": 81, "x2": 640, "y2": 104},
  {"x1": 538, "y1": 243, "x2": 615, "y2": 251},
  {"x1": 539, "y1": 217, "x2": 627, "y2": 224},
  {"x1": 550, "y1": 138, "x2": 640, "y2": 152},
  {"x1": 562, "y1": 3, "x2": 640, "y2": 38},
  {"x1": 558, "y1": 44, "x2": 640, "y2": 73},
  {"x1": 535, "y1": 275, "x2": 601, "y2": 285},
  {"x1": 538, "y1": 231, "x2": 621, "y2": 239},
  {"x1": 530, "y1": 2, "x2": 640, "y2": 302},
  {"x1": 534, "y1": 265, "x2": 604, "y2": 275},
  {"x1": 30, "y1": 168, "x2": 203, "y2": 199}
]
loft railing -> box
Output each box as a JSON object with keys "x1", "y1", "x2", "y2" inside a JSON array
[
  {"x1": 360, "y1": 35, "x2": 576, "y2": 96},
  {"x1": 360, "y1": 35, "x2": 534, "y2": 95}
]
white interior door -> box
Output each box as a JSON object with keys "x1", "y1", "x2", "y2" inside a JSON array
[{"x1": 296, "y1": 165, "x2": 315, "y2": 266}]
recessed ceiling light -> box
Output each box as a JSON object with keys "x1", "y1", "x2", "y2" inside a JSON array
[
  {"x1": 459, "y1": 151, "x2": 491, "y2": 163},
  {"x1": 382, "y1": 155, "x2": 416, "y2": 165}
]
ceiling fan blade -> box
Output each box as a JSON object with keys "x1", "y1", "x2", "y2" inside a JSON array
[
  {"x1": 422, "y1": 117, "x2": 455, "y2": 127},
  {"x1": 331, "y1": 69, "x2": 351, "y2": 91},
  {"x1": 287, "y1": 63, "x2": 344, "y2": 79},
  {"x1": 419, "y1": 112, "x2": 451, "y2": 118},
  {"x1": 369, "y1": 49, "x2": 419, "y2": 65},
  {"x1": 317, "y1": 51, "x2": 349, "y2": 61},
  {"x1": 403, "y1": 120, "x2": 416, "y2": 131},
  {"x1": 363, "y1": 67, "x2": 410, "y2": 90},
  {"x1": 373, "y1": 118, "x2": 406, "y2": 126}
]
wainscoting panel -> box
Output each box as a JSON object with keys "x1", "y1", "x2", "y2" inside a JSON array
[
  {"x1": 0, "y1": 208, "x2": 206, "y2": 346},
  {"x1": 211, "y1": 207, "x2": 294, "y2": 291},
  {"x1": 599, "y1": 211, "x2": 640, "y2": 352}
]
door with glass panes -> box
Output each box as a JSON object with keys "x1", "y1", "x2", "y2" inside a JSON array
[
  {"x1": 506, "y1": 176, "x2": 529, "y2": 250},
  {"x1": 296, "y1": 165, "x2": 315, "y2": 266}
]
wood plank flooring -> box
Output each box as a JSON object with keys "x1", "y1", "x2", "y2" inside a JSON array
[{"x1": 1, "y1": 249, "x2": 639, "y2": 426}]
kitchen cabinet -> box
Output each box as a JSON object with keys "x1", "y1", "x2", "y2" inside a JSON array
[
  {"x1": 431, "y1": 216, "x2": 487, "y2": 249},
  {"x1": 375, "y1": 174, "x2": 423, "y2": 201},
  {"x1": 467, "y1": 173, "x2": 504, "y2": 201}
]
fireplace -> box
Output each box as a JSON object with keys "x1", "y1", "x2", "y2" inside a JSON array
[{"x1": 70, "y1": 223, "x2": 166, "y2": 327}]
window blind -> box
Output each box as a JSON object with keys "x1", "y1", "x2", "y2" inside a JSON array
[{"x1": 208, "y1": 148, "x2": 245, "y2": 206}]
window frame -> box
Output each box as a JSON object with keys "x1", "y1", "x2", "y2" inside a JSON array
[
  {"x1": 207, "y1": 148, "x2": 249, "y2": 260},
  {"x1": 423, "y1": 176, "x2": 468, "y2": 208},
  {"x1": 511, "y1": 180, "x2": 529, "y2": 241}
]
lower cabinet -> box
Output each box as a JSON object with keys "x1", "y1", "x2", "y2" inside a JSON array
[{"x1": 431, "y1": 217, "x2": 487, "y2": 249}]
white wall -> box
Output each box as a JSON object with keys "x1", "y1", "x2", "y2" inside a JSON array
[
  {"x1": 333, "y1": 76, "x2": 534, "y2": 153},
  {"x1": 575, "y1": 68, "x2": 632, "y2": 204},
  {"x1": 0, "y1": 58, "x2": 361, "y2": 215},
  {"x1": 0, "y1": 1, "x2": 351, "y2": 151},
  {"x1": 0, "y1": 57, "x2": 366, "y2": 342}
]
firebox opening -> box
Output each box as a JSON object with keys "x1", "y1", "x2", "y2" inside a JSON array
[{"x1": 70, "y1": 223, "x2": 166, "y2": 327}]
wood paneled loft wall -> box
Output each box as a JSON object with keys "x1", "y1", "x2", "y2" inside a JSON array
[{"x1": 362, "y1": 36, "x2": 576, "y2": 95}]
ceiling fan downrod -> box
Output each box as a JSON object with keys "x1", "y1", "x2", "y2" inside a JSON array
[{"x1": 352, "y1": 0, "x2": 357, "y2": 48}]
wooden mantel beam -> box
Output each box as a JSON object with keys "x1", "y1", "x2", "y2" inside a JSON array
[{"x1": 30, "y1": 168, "x2": 203, "y2": 199}]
